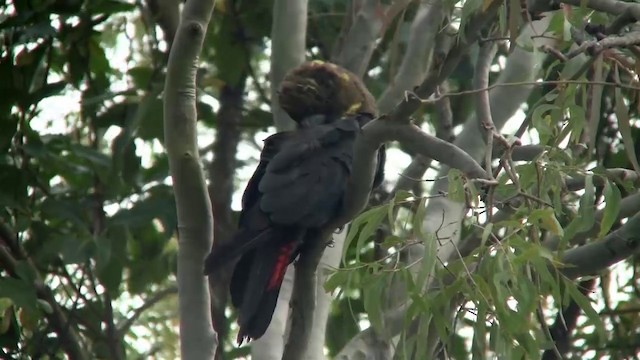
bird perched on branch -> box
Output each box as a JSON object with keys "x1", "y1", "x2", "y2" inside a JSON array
[{"x1": 204, "y1": 61, "x2": 386, "y2": 344}]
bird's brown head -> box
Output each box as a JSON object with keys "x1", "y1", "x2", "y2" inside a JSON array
[{"x1": 278, "y1": 61, "x2": 377, "y2": 125}]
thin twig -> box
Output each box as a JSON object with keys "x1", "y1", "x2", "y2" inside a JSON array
[
  {"x1": 413, "y1": 79, "x2": 640, "y2": 104},
  {"x1": 118, "y1": 286, "x2": 178, "y2": 336}
]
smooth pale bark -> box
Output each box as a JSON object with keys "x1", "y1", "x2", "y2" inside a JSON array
[
  {"x1": 163, "y1": 0, "x2": 218, "y2": 358},
  {"x1": 269, "y1": 0, "x2": 307, "y2": 132}
]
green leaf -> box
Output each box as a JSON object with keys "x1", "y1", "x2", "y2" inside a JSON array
[
  {"x1": 416, "y1": 233, "x2": 438, "y2": 290},
  {"x1": 324, "y1": 270, "x2": 349, "y2": 293},
  {"x1": 0, "y1": 279, "x2": 38, "y2": 314},
  {"x1": 27, "y1": 80, "x2": 67, "y2": 105},
  {"x1": 529, "y1": 207, "x2": 564, "y2": 237},
  {"x1": 567, "y1": 104, "x2": 585, "y2": 144},
  {"x1": 94, "y1": 102, "x2": 134, "y2": 128},
  {"x1": 61, "y1": 236, "x2": 94, "y2": 265},
  {"x1": 111, "y1": 188, "x2": 176, "y2": 230},
  {"x1": 532, "y1": 104, "x2": 560, "y2": 144},
  {"x1": 69, "y1": 144, "x2": 112, "y2": 169},
  {"x1": 97, "y1": 226, "x2": 129, "y2": 294},
  {"x1": 598, "y1": 180, "x2": 621, "y2": 238},
  {"x1": 412, "y1": 196, "x2": 427, "y2": 237},
  {"x1": 614, "y1": 82, "x2": 640, "y2": 174},
  {"x1": 363, "y1": 275, "x2": 384, "y2": 333},
  {"x1": 136, "y1": 97, "x2": 165, "y2": 141},
  {"x1": 481, "y1": 223, "x2": 493, "y2": 245},
  {"x1": 88, "y1": 35, "x2": 110, "y2": 78},
  {"x1": 0, "y1": 165, "x2": 28, "y2": 209},
  {"x1": 121, "y1": 139, "x2": 141, "y2": 185},
  {"x1": 447, "y1": 168, "x2": 466, "y2": 203},
  {"x1": 343, "y1": 205, "x2": 387, "y2": 263},
  {"x1": 36, "y1": 299, "x2": 53, "y2": 315},
  {"x1": 565, "y1": 280, "x2": 606, "y2": 345},
  {"x1": 563, "y1": 174, "x2": 595, "y2": 243}
]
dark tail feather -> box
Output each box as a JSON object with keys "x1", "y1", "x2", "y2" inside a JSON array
[
  {"x1": 204, "y1": 228, "x2": 274, "y2": 275},
  {"x1": 230, "y1": 229, "x2": 303, "y2": 344}
]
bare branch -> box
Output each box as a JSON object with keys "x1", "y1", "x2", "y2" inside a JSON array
[
  {"x1": 282, "y1": 228, "x2": 336, "y2": 360},
  {"x1": 377, "y1": 0, "x2": 446, "y2": 113},
  {"x1": 561, "y1": 211, "x2": 640, "y2": 279},
  {"x1": 388, "y1": 0, "x2": 502, "y2": 123},
  {"x1": 118, "y1": 286, "x2": 178, "y2": 336},
  {"x1": 333, "y1": 0, "x2": 413, "y2": 76},
  {"x1": 414, "y1": 79, "x2": 640, "y2": 102},
  {"x1": 393, "y1": 154, "x2": 434, "y2": 195},
  {"x1": 566, "y1": 31, "x2": 640, "y2": 58},
  {"x1": 340, "y1": 0, "x2": 503, "y2": 221},
  {"x1": 343, "y1": 121, "x2": 492, "y2": 226},
  {"x1": 163, "y1": 0, "x2": 217, "y2": 357},
  {"x1": 145, "y1": 0, "x2": 180, "y2": 49},
  {"x1": 306, "y1": 229, "x2": 347, "y2": 360},
  {"x1": 331, "y1": 0, "x2": 381, "y2": 75},
  {"x1": 474, "y1": 41, "x2": 498, "y2": 175},
  {"x1": 565, "y1": 168, "x2": 640, "y2": 191},
  {"x1": 270, "y1": 0, "x2": 308, "y2": 131},
  {"x1": 501, "y1": 144, "x2": 545, "y2": 161},
  {"x1": 556, "y1": 0, "x2": 640, "y2": 21}
]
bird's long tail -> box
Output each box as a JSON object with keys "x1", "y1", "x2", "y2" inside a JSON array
[{"x1": 205, "y1": 227, "x2": 304, "y2": 344}]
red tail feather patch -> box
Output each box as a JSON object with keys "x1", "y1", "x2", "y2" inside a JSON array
[{"x1": 267, "y1": 243, "x2": 294, "y2": 290}]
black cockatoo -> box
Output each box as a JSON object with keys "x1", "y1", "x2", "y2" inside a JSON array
[{"x1": 204, "y1": 61, "x2": 386, "y2": 344}]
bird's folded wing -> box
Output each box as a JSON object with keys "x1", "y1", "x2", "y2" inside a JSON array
[
  {"x1": 258, "y1": 119, "x2": 360, "y2": 227},
  {"x1": 240, "y1": 132, "x2": 293, "y2": 219}
]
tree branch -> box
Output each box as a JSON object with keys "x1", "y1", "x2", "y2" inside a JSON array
[
  {"x1": 387, "y1": 0, "x2": 502, "y2": 124},
  {"x1": 565, "y1": 168, "x2": 640, "y2": 191},
  {"x1": 561, "y1": 210, "x2": 640, "y2": 278},
  {"x1": 270, "y1": 0, "x2": 308, "y2": 131},
  {"x1": 332, "y1": 0, "x2": 380, "y2": 74},
  {"x1": 376, "y1": 0, "x2": 445, "y2": 113},
  {"x1": 306, "y1": 229, "x2": 347, "y2": 360},
  {"x1": 566, "y1": 31, "x2": 640, "y2": 58},
  {"x1": 282, "y1": 229, "x2": 334, "y2": 360},
  {"x1": 531, "y1": 0, "x2": 640, "y2": 21},
  {"x1": 474, "y1": 41, "x2": 498, "y2": 173},
  {"x1": 163, "y1": 0, "x2": 217, "y2": 357}
]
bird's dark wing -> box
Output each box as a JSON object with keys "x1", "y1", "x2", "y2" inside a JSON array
[
  {"x1": 240, "y1": 132, "x2": 293, "y2": 222},
  {"x1": 205, "y1": 132, "x2": 294, "y2": 273},
  {"x1": 258, "y1": 117, "x2": 362, "y2": 227}
]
